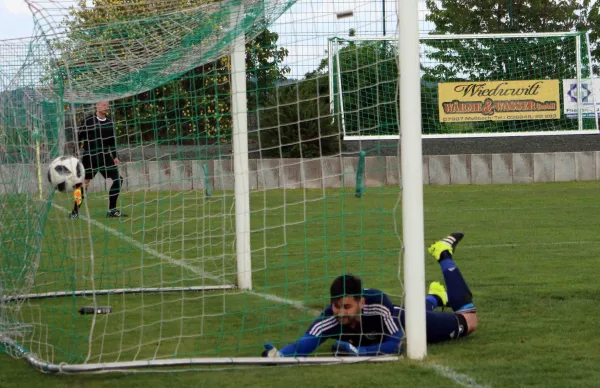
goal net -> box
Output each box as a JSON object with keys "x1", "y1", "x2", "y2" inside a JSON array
[
  {"x1": 0, "y1": 0, "x2": 405, "y2": 372},
  {"x1": 330, "y1": 33, "x2": 598, "y2": 140}
]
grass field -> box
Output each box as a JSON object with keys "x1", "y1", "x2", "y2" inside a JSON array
[{"x1": 2, "y1": 181, "x2": 600, "y2": 387}]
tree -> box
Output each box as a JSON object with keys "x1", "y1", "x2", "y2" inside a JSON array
[
  {"x1": 425, "y1": 0, "x2": 599, "y2": 78},
  {"x1": 257, "y1": 74, "x2": 341, "y2": 158},
  {"x1": 247, "y1": 29, "x2": 291, "y2": 112},
  {"x1": 54, "y1": 0, "x2": 290, "y2": 144},
  {"x1": 313, "y1": 38, "x2": 399, "y2": 138},
  {"x1": 576, "y1": 0, "x2": 600, "y2": 74}
]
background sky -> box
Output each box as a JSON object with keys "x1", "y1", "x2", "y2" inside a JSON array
[{"x1": 1, "y1": 0, "x2": 37, "y2": 40}]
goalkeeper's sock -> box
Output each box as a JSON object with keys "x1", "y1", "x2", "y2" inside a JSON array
[
  {"x1": 426, "y1": 295, "x2": 440, "y2": 311},
  {"x1": 439, "y1": 252, "x2": 475, "y2": 313}
]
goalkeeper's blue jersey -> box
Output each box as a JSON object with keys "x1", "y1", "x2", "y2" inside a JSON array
[{"x1": 306, "y1": 288, "x2": 402, "y2": 347}]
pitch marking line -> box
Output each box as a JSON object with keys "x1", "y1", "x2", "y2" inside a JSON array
[
  {"x1": 427, "y1": 363, "x2": 490, "y2": 388},
  {"x1": 51, "y1": 204, "x2": 489, "y2": 386}
]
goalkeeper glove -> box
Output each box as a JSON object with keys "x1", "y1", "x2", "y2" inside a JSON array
[
  {"x1": 331, "y1": 340, "x2": 359, "y2": 356},
  {"x1": 262, "y1": 342, "x2": 282, "y2": 358}
]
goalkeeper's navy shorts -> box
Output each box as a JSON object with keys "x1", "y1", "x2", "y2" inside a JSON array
[{"x1": 82, "y1": 152, "x2": 119, "y2": 181}]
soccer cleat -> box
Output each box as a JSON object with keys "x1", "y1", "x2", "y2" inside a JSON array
[
  {"x1": 106, "y1": 210, "x2": 128, "y2": 218},
  {"x1": 428, "y1": 281, "x2": 448, "y2": 307},
  {"x1": 428, "y1": 232, "x2": 464, "y2": 261},
  {"x1": 68, "y1": 211, "x2": 79, "y2": 219}
]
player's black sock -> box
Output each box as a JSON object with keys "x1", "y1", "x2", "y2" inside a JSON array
[
  {"x1": 108, "y1": 176, "x2": 122, "y2": 210},
  {"x1": 439, "y1": 252, "x2": 474, "y2": 312}
]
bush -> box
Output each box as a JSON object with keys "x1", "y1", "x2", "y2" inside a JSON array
[{"x1": 257, "y1": 75, "x2": 341, "y2": 158}]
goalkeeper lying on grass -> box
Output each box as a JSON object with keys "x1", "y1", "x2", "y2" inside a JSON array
[{"x1": 262, "y1": 232, "x2": 478, "y2": 357}]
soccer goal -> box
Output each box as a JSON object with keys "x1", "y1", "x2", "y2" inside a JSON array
[
  {"x1": 0, "y1": 0, "x2": 421, "y2": 373},
  {"x1": 329, "y1": 31, "x2": 598, "y2": 140}
]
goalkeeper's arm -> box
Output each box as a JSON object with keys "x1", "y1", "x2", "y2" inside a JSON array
[
  {"x1": 263, "y1": 330, "x2": 403, "y2": 358},
  {"x1": 263, "y1": 334, "x2": 324, "y2": 357},
  {"x1": 331, "y1": 332, "x2": 402, "y2": 356}
]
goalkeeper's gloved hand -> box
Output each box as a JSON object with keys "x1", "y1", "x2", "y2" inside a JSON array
[
  {"x1": 262, "y1": 342, "x2": 282, "y2": 358},
  {"x1": 331, "y1": 340, "x2": 359, "y2": 356}
]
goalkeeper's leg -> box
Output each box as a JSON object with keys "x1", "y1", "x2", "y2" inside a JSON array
[
  {"x1": 397, "y1": 308, "x2": 476, "y2": 343},
  {"x1": 424, "y1": 310, "x2": 473, "y2": 343},
  {"x1": 427, "y1": 232, "x2": 478, "y2": 337},
  {"x1": 428, "y1": 232, "x2": 475, "y2": 313},
  {"x1": 104, "y1": 163, "x2": 127, "y2": 218}
]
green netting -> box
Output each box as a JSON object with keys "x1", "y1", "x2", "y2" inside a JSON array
[
  {"x1": 36, "y1": 0, "x2": 298, "y2": 103},
  {"x1": 4, "y1": 0, "x2": 594, "y2": 372},
  {"x1": 331, "y1": 33, "x2": 596, "y2": 137},
  {"x1": 1, "y1": 0, "x2": 403, "y2": 370}
]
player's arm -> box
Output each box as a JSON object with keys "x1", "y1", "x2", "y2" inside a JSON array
[
  {"x1": 264, "y1": 334, "x2": 324, "y2": 358},
  {"x1": 332, "y1": 331, "x2": 402, "y2": 356},
  {"x1": 263, "y1": 310, "x2": 338, "y2": 358}
]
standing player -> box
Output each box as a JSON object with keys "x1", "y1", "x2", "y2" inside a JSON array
[
  {"x1": 70, "y1": 101, "x2": 127, "y2": 218},
  {"x1": 262, "y1": 232, "x2": 477, "y2": 357}
]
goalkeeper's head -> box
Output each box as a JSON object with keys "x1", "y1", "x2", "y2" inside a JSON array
[{"x1": 330, "y1": 274, "x2": 364, "y2": 327}]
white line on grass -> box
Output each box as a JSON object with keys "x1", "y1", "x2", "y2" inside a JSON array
[
  {"x1": 52, "y1": 203, "x2": 312, "y2": 313},
  {"x1": 52, "y1": 204, "x2": 223, "y2": 282},
  {"x1": 427, "y1": 364, "x2": 489, "y2": 388},
  {"x1": 51, "y1": 203, "x2": 488, "y2": 386},
  {"x1": 465, "y1": 240, "x2": 593, "y2": 249}
]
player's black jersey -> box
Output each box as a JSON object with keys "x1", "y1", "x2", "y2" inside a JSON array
[{"x1": 78, "y1": 116, "x2": 117, "y2": 158}]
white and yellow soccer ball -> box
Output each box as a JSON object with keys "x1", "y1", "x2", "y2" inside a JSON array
[{"x1": 47, "y1": 156, "x2": 84, "y2": 193}]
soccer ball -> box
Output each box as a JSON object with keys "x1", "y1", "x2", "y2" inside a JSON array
[{"x1": 47, "y1": 156, "x2": 84, "y2": 192}]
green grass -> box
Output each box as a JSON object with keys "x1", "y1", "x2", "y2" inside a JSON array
[{"x1": 2, "y1": 181, "x2": 600, "y2": 387}]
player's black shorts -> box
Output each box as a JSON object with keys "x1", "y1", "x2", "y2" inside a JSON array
[{"x1": 81, "y1": 152, "x2": 119, "y2": 181}]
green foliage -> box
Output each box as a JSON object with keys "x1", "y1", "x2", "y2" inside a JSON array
[
  {"x1": 108, "y1": 29, "x2": 290, "y2": 145},
  {"x1": 60, "y1": 27, "x2": 290, "y2": 143},
  {"x1": 55, "y1": 0, "x2": 292, "y2": 146},
  {"x1": 247, "y1": 29, "x2": 291, "y2": 113},
  {"x1": 334, "y1": 40, "x2": 398, "y2": 137},
  {"x1": 577, "y1": 0, "x2": 600, "y2": 74},
  {"x1": 425, "y1": 0, "x2": 598, "y2": 77},
  {"x1": 258, "y1": 75, "x2": 341, "y2": 158},
  {"x1": 53, "y1": 0, "x2": 226, "y2": 91}
]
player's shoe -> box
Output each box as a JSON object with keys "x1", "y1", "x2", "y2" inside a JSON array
[
  {"x1": 428, "y1": 232, "x2": 464, "y2": 261},
  {"x1": 428, "y1": 281, "x2": 448, "y2": 307},
  {"x1": 68, "y1": 211, "x2": 79, "y2": 219},
  {"x1": 106, "y1": 210, "x2": 128, "y2": 218}
]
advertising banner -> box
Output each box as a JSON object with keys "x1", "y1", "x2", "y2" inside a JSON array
[
  {"x1": 438, "y1": 80, "x2": 561, "y2": 122},
  {"x1": 562, "y1": 78, "x2": 600, "y2": 118}
]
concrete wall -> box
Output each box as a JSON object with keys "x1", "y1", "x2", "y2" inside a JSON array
[
  {"x1": 6, "y1": 150, "x2": 598, "y2": 195},
  {"x1": 55, "y1": 134, "x2": 600, "y2": 161}
]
